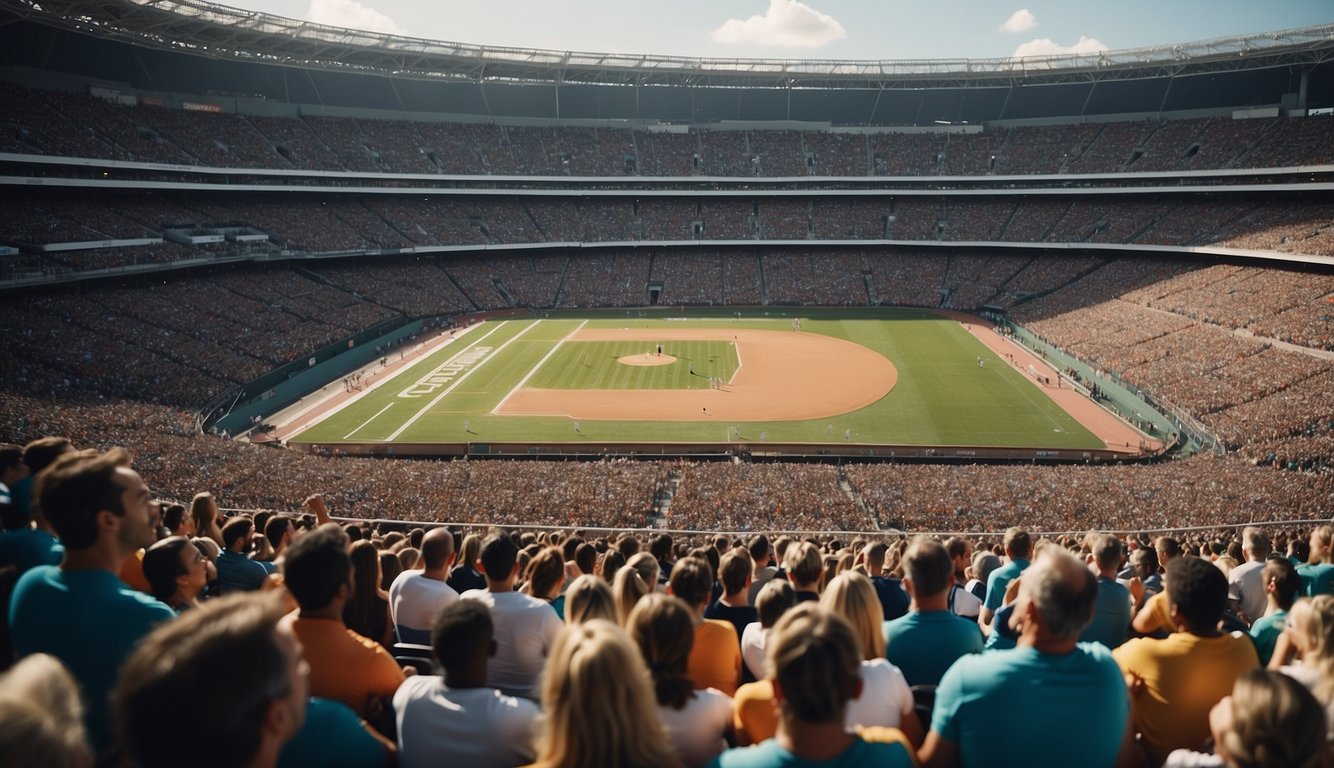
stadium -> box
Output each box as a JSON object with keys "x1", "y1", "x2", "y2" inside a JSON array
[
  {"x1": 1, "y1": 0, "x2": 1333, "y2": 534},
  {"x1": 4, "y1": 2, "x2": 1334, "y2": 766}
]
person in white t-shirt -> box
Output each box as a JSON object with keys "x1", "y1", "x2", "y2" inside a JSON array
[
  {"x1": 394, "y1": 600, "x2": 539, "y2": 768},
  {"x1": 460, "y1": 534, "x2": 562, "y2": 699},
  {"x1": 389, "y1": 528, "x2": 458, "y2": 644},
  {"x1": 628, "y1": 593, "x2": 732, "y2": 768},
  {"x1": 741, "y1": 579, "x2": 796, "y2": 681},
  {"x1": 1227, "y1": 527, "x2": 1271, "y2": 626}
]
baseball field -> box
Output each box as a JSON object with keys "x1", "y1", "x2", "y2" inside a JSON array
[{"x1": 285, "y1": 308, "x2": 1126, "y2": 454}]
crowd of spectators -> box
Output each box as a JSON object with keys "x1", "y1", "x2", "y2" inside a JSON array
[{"x1": 7, "y1": 83, "x2": 1334, "y2": 177}]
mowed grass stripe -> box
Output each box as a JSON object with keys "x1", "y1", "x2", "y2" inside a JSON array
[{"x1": 529, "y1": 340, "x2": 739, "y2": 390}]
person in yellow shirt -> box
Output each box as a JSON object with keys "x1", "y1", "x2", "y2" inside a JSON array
[
  {"x1": 1114, "y1": 556, "x2": 1258, "y2": 766},
  {"x1": 669, "y1": 556, "x2": 742, "y2": 696}
]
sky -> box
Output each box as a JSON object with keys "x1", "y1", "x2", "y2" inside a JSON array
[{"x1": 219, "y1": 0, "x2": 1333, "y2": 61}]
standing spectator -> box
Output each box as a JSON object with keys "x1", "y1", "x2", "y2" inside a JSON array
[
  {"x1": 394, "y1": 600, "x2": 539, "y2": 768},
  {"x1": 389, "y1": 528, "x2": 458, "y2": 644},
  {"x1": 1114, "y1": 555, "x2": 1259, "y2": 765},
  {"x1": 8, "y1": 448, "x2": 174, "y2": 752},
  {"x1": 669, "y1": 557, "x2": 742, "y2": 696},
  {"x1": 629, "y1": 594, "x2": 733, "y2": 768},
  {"x1": 918, "y1": 548, "x2": 1130, "y2": 768},
  {"x1": 217, "y1": 516, "x2": 274, "y2": 594},
  {"x1": 1080, "y1": 534, "x2": 1132, "y2": 650},
  {"x1": 460, "y1": 534, "x2": 562, "y2": 699},
  {"x1": 283, "y1": 523, "x2": 405, "y2": 719},
  {"x1": 528, "y1": 620, "x2": 683, "y2": 768},
  {"x1": 884, "y1": 536, "x2": 983, "y2": 688},
  {"x1": 1228, "y1": 527, "x2": 1271, "y2": 625},
  {"x1": 711, "y1": 604, "x2": 915, "y2": 768}
]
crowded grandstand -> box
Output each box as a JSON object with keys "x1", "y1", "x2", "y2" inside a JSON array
[{"x1": 1, "y1": 0, "x2": 1333, "y2": 766}]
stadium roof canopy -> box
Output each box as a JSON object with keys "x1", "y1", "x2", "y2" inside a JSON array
[{"x1": 4, "y1": 0, "x2": 1334, "y2": 89}]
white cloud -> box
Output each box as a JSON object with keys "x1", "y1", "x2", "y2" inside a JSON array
[
  {"x1": 1012, "y1": 35, "x2": 1107, "y2": 58},
  {"x1": 1000, "y1": 9, "x2": 1036, "y2": 34},
  {"x1": 307, "y1": 0, "x2": 401, "y2": 35},
  {"x1": 712, "y1": 0, "x2": 847, "y2": 48}
]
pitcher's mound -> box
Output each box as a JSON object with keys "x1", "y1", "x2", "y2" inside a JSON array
[{"x1": 618, "y1": 353, "x2": 676, "y2": 367}]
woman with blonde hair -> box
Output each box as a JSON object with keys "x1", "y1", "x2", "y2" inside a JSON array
[
  {"x1": 820, "y1": 571, "x2": 922, "y2": 744},
  {"x1": 613, "y1": 564, "x2": 652, "y2": 626},
  {"x1": 0, "y1": 654, "x2": 92, "y2": 768},
  {"x1": 1270, "y1": 594, "x2": 1334, "y2": 731},
  {"x1": 529, "y1": 620, "x2": 683, "y2": 768},
  {"x1": 564, "y1": 574, "x2": 617, "y2": 626},
  {"x1": 627, "y1": 594, "x2": 732, "y2": 768}
]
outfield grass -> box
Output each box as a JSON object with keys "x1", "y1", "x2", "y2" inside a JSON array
[{"x1": 292, "y1": 308, "x2": 1102, "y2": 449}]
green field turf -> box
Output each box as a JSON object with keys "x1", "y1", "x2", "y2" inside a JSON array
[
  {"x1": 528, "y1": 340, "x2": 739, "y2": 389},
  {"x1": 291, "y1": 308, "x2": 1103, "y2": 449}
]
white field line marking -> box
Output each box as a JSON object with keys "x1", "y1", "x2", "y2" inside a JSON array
[
  {"x1": 492, "y1": 320, "x2": 588, "y2": 415},
  {"x1": 395, "y1": 322, "x2": 511, "y2": 397},
  {"x1": 386, "y1": 320, "x2": 541, "y2": 441},
  {"x1": 343, "y1": 403, "x2": 396, "y2": 440},
  {"x1": 729, "y1": 338, "x2": 744, "y2": 385}
]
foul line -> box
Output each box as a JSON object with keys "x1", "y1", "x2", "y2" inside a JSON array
[
  {"x1": 343, "y1": 403, "x2": 395, "y2": 440},
  {"x1": 730, "y1": 339, "x2": 744, "y2": 385},
  {"x1": 385, "y1": 320, "x2": 541, "y2": 441},
  {"x1": 492, "y1": 319, "x2": 588, "y2": 414}
]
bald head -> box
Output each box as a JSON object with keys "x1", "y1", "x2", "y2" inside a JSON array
[
  {"x1": 1020, "y1": 549, "x2": 1097, "y2": 641},
  {"x1": 421, "y1": 528, "x2": 456, "y2": 572}
]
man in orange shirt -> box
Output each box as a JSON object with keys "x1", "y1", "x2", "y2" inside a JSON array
[
  {"x1": 669, "y1": 556, "x2": 742, "y2": 696},
  {"x1": 282, "y1": 523, "x2": 405, "y2": 720}
]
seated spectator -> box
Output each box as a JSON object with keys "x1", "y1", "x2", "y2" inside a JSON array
[
  {"x1": 528, "y1": 619, "x2": 683, "y2": 768},
  {"x1": 521, "y1": 547, "x2": 566, "y2": 617},
  {"x1": 8, "y1": 448, "x2": 174, "y2": 753},
  {"x1": 1115, "y1": 555, "x2": 1259, "y2": 765},
  {"x1": 1270, "y1": 594, "x2": 1334, "y2": 732},
  {"x1": 669, "y1": 556, "x2": 742, "y2": 696},
  {"x1": 1228, "y1": 527, "x2": 1272, "y2": 626},
  {"x1": 979, "y1": 527, "x2": 1031, "y2": 639},
  {"x1": 1298, "y1": 525, "x2": 1334, "y2": 597},
  {"x1": 344, "y1": 540, "x2": 393, "y2": 648},
  {"x1": 217, "y1": 516, "x2": 274, "y2": 594},
  {"x1": 613, "y1": 562, "x2": 652, "y2": 625},
  {"x1": 745, "y1": 534, "x2": 777, "y2": 605},
  {"x1": 943, "y1": 537, "x2": 982, "y2": 619},
  {"x1": 710, "y1": 604, "x2": 915, "y2": 768},
  {"x1": 446, "y1": 533, "x2": 486, "y2": 594},
  {"x1": 563, "y1": 573, "x2": 617, "y2": 626},
  {"x1": 9, "y1": 437, "x2": 72, "y2": 525},
  {"x1": 862, "y1": 542, "x2": 911, "y2": 622},
  {"x1": 264, "y1": 515, "x2": 295, "y2": 565},
  {"x1": 1162, "y1": 669, "x2": 1326, "y2": 768},
  {"x1": 820, "y1": 571, "x2": 920, "y2": 742},
  {"x1": 389, "y1": 528, "x2": 458, "y2": 644},
  {"x1": 628, "y1": 593, "x2": 733, "y2": 768},
  {"x1": 918, "y1": 547, "x2": 1130, "y2": 768},
  {"x1": 1080, "y1": 534, "x2": 1132, "y2": 649},
  {"x1": 460, "y1": 534, "x2": 562, "y2": 699},
  {"x1": 114, "y1": 592, "x2": 308, "y2": 768},
  {"x1": 394, "y1": 600, "x2": 539, "y2": 768},
  {"x1": 0, "y1": 653, "x2": 92, "y2": 768},
  {"x1": 884, "y1": 536, "x2": 983, "y2": 688},
  {"x1": 1249, "y1": 558, "x2": 1301, "y2": 665},
  {"x1": 141, "y1": 535, "x2": 208, "y2": 612},
  {"x1": 964, "y1": 550, "x2": 1000, "y2": 603},
  {"x1": 0, "y1": 488, "x2": 64, "y2": 575},
  {"x1": 784, "y1": 541, "x2": 823, "y2": 603},
  {"x1": 741, "y1": 579, "x2": 795, "y2": 681},
  {"x1": 160, "y1": 502, "x2": 193, "y2": 539},
  {"x1": 705, "y1": 550, "x2": 758, "y2": 659},
  {"x1": 189, "y1": 491, "x2": 225, "y2": 547},
  {"x1": 282, "y1": 523, "x2": 404, "y2": 719}
]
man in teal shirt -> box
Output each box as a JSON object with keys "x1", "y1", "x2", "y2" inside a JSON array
[
  {"x1": 1250, "y1": 557, "x2": 1301, "y2": 665},
  {"x1": 919, "y1": 548, "x2": 1130, "y2": 768},
  {"x1": 885, "y1": 537, "x2": 983, "y2": 687},
  {"x1": 1297, "y1": 525, "x2": 1334, "y2": 597},
  {"x1": 978, "y1": 527, "x2": 1030, "y2": 641},
  {"x1": 1080, "y1": 534, "x2": 1131, "y2": 649},
  {"x1": 8, "y1": 448, "x2": 175, "y2": 753}
]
